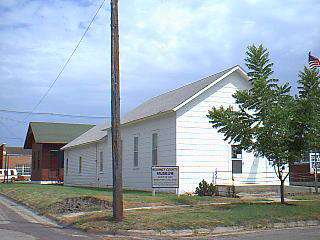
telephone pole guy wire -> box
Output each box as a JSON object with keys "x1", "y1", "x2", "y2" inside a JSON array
[{"x1": 23, "y1": 0, "x2": 107, "y2": 121}]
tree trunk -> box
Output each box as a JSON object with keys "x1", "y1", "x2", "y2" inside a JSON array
[{"x1": 280, "y1": 179, "x2": 285, "y2": 204}]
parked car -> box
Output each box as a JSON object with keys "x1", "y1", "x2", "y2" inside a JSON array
[{"x1": 0, "y1": 169, "x2": 18, "y2": 182}]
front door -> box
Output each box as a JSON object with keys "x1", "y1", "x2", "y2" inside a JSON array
[{"x1": 49, "y1": 150, "x2": 59, "y2": 180}]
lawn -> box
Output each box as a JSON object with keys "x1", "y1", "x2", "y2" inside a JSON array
[
  {"x1": 1, "y1": 183, "x2": 319, "y2": 233},
  {"x1": 73, "y1": 201, "x2": 320, "y2": 232},
  {"x1": 0, "y1": 183, "x2": 240, "y2": 214}
]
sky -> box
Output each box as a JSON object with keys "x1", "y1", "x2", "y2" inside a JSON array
[{"x1": 0, "y1": 0, "x2": 319, "y2": 146}]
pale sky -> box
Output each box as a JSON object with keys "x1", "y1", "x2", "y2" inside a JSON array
[{"x1": 0, "y1": 0, "x2": 319, "y2": 146}]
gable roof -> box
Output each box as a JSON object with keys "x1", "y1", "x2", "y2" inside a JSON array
[
  {"x1": 122, "y1": 65, "x2": 248, "y2": 124},
  {"x1": 61, "y1": 124, "x2": 108, "y2": 150},
  {"x1": 63, "y1": 65, "x2": 249, "y2": 150},
  {"x1": 24, "y1": 122, "x2": 94, "y2": 149}
]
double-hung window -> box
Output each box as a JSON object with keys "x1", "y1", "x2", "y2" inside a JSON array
[
  {"x1": 99, "y1": 151, "x2": 104, "y2": 172},
  {"x1": 134, "y1": 136, "x2": 139, "y2": 167},
  {"x1": 152, "y1": 133, "x2": 158, "y2": 166},
  {"x1": 79, "y1": 156, "x2": 82, "y2": 174},
  {"x1": 231, "y1": 145, "x2": 242, "y2": 174}
]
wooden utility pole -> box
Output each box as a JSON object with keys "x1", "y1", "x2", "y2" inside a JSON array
[{"x1": 110, "y1": 0, "x2": 123, "y2": 221}]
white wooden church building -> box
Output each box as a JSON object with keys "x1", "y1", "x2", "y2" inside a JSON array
[{"x1": 62, "y1": 66, "x2": 286, "y2": 193}]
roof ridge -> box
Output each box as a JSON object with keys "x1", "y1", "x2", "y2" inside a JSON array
[
  {"x1": 141, "y1": 65, "x2": 238, "y2": 103},
  {"x1": 30, "y1": 121, "x2": 94, "y2": 125}
]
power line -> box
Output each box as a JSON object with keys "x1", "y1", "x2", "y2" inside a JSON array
[
  {"x1": 23, "y1": 0, "x2": 107, "y2": 121},
  {"x1": 0, "y1": 109, "x2": 110, "y2": 119}
]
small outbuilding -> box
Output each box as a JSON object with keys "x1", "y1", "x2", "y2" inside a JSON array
[
  {"x1": 24, "y1": 122, "x2": 94, "y2": 183},
  {"x1": 62, "y1": 66, "x2": 288, "y2": 193}
]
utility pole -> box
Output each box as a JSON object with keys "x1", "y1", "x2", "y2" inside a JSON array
[{"x1": 110, "y1": 0, "x2": 123, "y2": 221}]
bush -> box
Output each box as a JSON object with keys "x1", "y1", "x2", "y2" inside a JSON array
[{"x1": 195, "y1": 179, "x2": 217, "y2": 196}]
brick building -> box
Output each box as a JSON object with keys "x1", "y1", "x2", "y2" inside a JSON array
[
  {"x1": 0, "y1": 144, "x2": 32, "y2": 177},
  {"x1": 290, "y1": 152, "x2": 320, "y2": 187},
  {"x1": 23, "y1": 122, "x2": 94, "y2": 183}
]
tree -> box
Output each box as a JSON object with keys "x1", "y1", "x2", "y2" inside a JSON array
[
  {"x1": 207, "y1": 44, "x2": 300, "y2": 204},
  {"x1": 296, "y1": 67, "x2": 320, "y2": 193}
]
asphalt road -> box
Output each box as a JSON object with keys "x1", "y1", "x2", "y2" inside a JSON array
[
  {"x1": 208, "y1": 227, "x2": 320, "y2": 240},
  {"x1": 0, "y1": 195, "x2": 103, "y2": 240}
]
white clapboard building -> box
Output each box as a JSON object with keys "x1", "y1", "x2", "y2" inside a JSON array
[{"x1": 62, "y1": 66, "x2": 286, "y2": 193}]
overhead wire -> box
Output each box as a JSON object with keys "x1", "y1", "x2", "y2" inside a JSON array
[
  {"x1": 23, "y1": 0, "x2": 107, "y2": 121},
  {"x1": 0, "y1": 109, "x2": 109, "y2": 119}
]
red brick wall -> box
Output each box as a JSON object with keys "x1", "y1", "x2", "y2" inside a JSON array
[
  {"x1": 0, "y1": 145, "x2": 31, "y2": 169},
  {"x1": 290, "y1": 163, "x2": 319, "y2": 182},
  {"x1": 8, "y1": 155, "x2": 31, "y2": 169}
]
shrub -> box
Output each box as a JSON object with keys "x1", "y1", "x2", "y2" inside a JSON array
[{"x1": 195, "y1": 179, "x2": 217, "y2": 196}]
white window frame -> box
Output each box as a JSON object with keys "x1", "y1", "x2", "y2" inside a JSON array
[
  {"x1": 231, "y1": 145, "x2": 242, "y2": 159},
  {"x1": 152, "y1": 132, "x2": 158, "y2": 166},
  {"x1": 66, "y1": 158, "x2": 69, "y2": 175},
  {"x1": 133, "y1": 136, "x2": 139, "y2": 168},
  {"x1": 79, "y1": 156, "x2": 82, "y2": 174},
  {"x1": 99, "y1": 151, "x2": 104, "y2": 172}
]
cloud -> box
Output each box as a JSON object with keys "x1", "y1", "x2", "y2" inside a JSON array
[{"x1": 0, "y1": 0, "x2": 319, "y2": 145}]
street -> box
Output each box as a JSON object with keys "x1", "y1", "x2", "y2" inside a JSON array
[
  {"x1": 0, "y1": 195, "x2": 102, "y2": 240},
  {"x1": 210, "y1": 227, "x2": 320, "y2": 240}
]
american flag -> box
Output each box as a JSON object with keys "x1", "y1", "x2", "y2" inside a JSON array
[{"x1": 309, "y1": 52, "x2": 320, "y2": 68}]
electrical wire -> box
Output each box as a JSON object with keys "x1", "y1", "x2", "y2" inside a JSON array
[
  {"x1": 0, "y1": 109, "x2": 109, "y2": 119},
  {"x1": 23, "y1": 0, "x2": 107, "y2": 121}
]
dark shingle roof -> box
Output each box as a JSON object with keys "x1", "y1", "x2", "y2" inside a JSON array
[{"x1": 24, "y1": 122, "x2": 94, "y2": 148}]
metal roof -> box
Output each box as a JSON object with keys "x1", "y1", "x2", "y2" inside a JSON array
[
  {"x1": 122, "y1": 66, "x2": 238, "y2": 123},
  {"x1": 24, "y1": 122, "x2": 95, "y2": 149},
  {"x1": 63, "y1": 66, "x2": 248, "y2": 149},
  {"x1": 61, "y1": 124, "x2": 108, "y2": 149}
]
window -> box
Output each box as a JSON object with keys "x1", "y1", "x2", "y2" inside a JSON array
[
  {"x1": 99, "y1": 151, "x2": 104, "y2": 172},
  {"x1": 79, "y1": 156, "x2": 82, "y2": 174},
  {"x1": 152, "y1": 133, "x2": 158, "y2": 166},
  {"x1": 10, "y1": 170, "x2": 14, "y2": 176},
  {"x1": 66, "y1": 158, "x2": 69, "y2": 175},
  {"x1": 133, "y1": 136, "x2": 139, "y2": 167},
  {"x1": 16, "y1": 164, "x2": 31, "y2": 176},
  {"x1": 232, "y1": 160, "x2": 242, "y2": 174},
  {"x1": 231, "y1": 145, "x2": 242, "y2": 159}
]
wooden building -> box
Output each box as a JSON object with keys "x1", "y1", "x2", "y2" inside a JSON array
[
  {"x1": 23, "y1": 122, "x2": 94, "y2": 183},
  {"x1": 62, "y1": 66, "x2": 289, "y2": 193}
]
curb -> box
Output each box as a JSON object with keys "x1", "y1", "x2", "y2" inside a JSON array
[{"x1": 113, "y1": 220, "x2": 320, "y2": 238}]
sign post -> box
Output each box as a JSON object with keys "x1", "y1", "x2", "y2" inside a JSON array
[{"x1": 151, "y1": 166, "x2": 179, "y2": 195}]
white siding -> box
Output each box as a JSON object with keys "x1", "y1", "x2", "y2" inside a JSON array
[
  {"x1": 64, "y1": 113, "x2": 176, "y2": 191},
  {"x1": 64, "y1": 141, "x2": 101, "y2": 187},
  {"x1": 120, "y1": 113, "x2": 176, "y2": 191},
  {"x1": 176, "y1": 71, "x2": 283, "y2": 193}
]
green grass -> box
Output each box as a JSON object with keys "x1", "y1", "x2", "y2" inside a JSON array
[
  {"x1": 1, "y1": 183, "x2": 319, "y2": 232},
  {"x1": 0, "y1": 183, "x2": 239, "y2": 214},
  {"x1": 74, "y1": 201, "x2": 320, "y2": 232}
]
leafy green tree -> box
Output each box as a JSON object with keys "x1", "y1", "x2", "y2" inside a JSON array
[
  {"x1": 207, "y1": 44, "x2": 300, "y2": 204},
  {"x1": 296, "y1": 67, "x2": 320, "y2": 153},
  {"x1": 295, "y1": 67, "x2": 320, "y2": 192}
]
